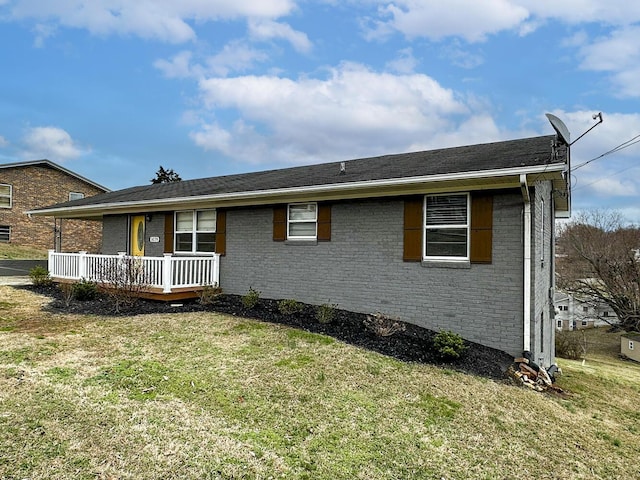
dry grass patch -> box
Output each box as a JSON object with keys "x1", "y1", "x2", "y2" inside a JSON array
[
  {"x1": 0, "y1": 243, "x2": 48, "y2": 259},
  {"x1": 1, "y1": 287, "x2": 639, "y2": 479}
]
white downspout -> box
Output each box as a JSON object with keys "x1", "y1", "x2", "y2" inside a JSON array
[{"x1": 520, "y1": 174, "x2": 531, "y2": 352}]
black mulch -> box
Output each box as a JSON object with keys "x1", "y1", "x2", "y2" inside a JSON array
[{"x1": 22, "y1": 285, "x2": 515, "y2": 381}]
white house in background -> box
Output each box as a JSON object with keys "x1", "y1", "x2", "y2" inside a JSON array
[{"x1": 554, "y1": 291, "x2": 619, "y2": 330}]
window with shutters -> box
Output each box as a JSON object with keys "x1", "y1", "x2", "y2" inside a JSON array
[
  {"x1": 424, "y1": 193, "x2": 469, "y2": 260},
  {"x1": 174, "y1": 209, "x2": 216, "y2": 253},
  {"x1": 288, "y1": 203, "x2": 317, "y2": 240},
  {"x1": 0, "y1": 184, "x2": 11, "y2": 208}
]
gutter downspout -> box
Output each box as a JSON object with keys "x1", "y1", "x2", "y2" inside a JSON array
[{"x1": 520, "y1": 174, "x2": 531, "y2": 353}]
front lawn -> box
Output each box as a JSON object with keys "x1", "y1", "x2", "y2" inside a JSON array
[{"x1": 1, "y1": 286, "x2": 639, "y2": 479}]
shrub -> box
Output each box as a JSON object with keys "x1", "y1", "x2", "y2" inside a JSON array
[
  {"x1": 277, "y1": 299, "x2": 303, "y2": 316},
  {"x1": 364, "y1": 313, "x2": 406, "y2": 337},
  {"x1": 59, "y1": 282, "x2": 74, "y2": 308},
  {"x1": 97, "y1": 255, "x2": 148, "y2": 313},
  {"x1": 433, "y1": 330, "x2": 467, "y2": 360},
  {"x1": 73, "y1": 279, "x2": 98, "y2": 301},
  {"x1": 316, "y1": 303, "x2": 338, "y2": 324},
  {"x1": 241, "y1": 287, "x2": 260, "y2": 309},
  {"x1": 198, "y1": 283, "x2": 223, "y2": 305},
  {"x1": 555, "y1": 330, "x2": 585, "y2": 360},
  {"x1": 29, "y1": 265, "x2": 52, "y2": 287}
]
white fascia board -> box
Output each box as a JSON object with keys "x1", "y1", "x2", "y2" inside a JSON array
[{"x1": 28, "y1": 162, "x2": 566, "y2": 217}]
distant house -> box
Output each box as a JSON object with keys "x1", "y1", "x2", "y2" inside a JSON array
[
  {"x1": 621, "y1": 333, "x2": 640, "y2": 363},
  {"x1": 30, "y1": 134, "x2": 570, "y2": 367},
  {"x1": 554, "y1": 291, "x2": 619, "y2": 330},
  {"x1": 0, "y1": 160, "x2": 109, "y2": 252}
]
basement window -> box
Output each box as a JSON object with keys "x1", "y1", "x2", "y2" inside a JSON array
[{"x1": 0, "y1": 225, "x2": 9, "y2": 242}]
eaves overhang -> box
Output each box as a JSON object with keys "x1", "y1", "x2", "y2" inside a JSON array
[{"x1": 28, "y1": 162, "x2": 568, "y2": 220}]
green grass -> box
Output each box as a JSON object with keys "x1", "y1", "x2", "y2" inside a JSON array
[
  {"x1": 0, "y1": 243, "x2": 48, "y2": 259},
  {"x1": 1, "y1": 287, "x2": 640, "y2": 479}
]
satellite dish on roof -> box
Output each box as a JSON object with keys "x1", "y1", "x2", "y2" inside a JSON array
[{"x1": 545, "y1": 113, "x2": 570, "y2": 145}]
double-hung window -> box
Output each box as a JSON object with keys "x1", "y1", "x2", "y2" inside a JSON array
[
  {"x1": 0, "y1": 184, "x2": 11, "y2": 208},
  {"x1": 424, "y1": 193, "x2": 469, "y2": 260},
  {"x1": 0, "y1": 225, "x2": 9, "y2": 243},
  {"x1": 175, "y1": 209, "x2": 216, "y2": 253},
  {"x1": 288, "y1": 203, "x2": 317, "y2": 240}
]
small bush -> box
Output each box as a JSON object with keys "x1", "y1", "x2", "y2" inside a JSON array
[
  {"x1": 364, "y1": 313, "x2": 406, "y2": 337},
  {"x1": 198, "y1": 283, "x2": 223, "y2": 305},
  {"x1": 277, "y1": 299, "x2": 303, "y2": 316},
  {"x1": 555, "y1": 330, "x2": 585, "y2": 360},
  {"x1": 73, "y1": 279, "x2": 98, "y2": 301},
  {"x1": 29, "y1": 265, "x2": 52, "y2": 287},
  {"x1": 241, "y1": 287, "x2": 260, "y2": 309},
  {"x1": 316, "y1": 303, "x2": 338, "y2": 324},
  {"x1": 433, "y1": 330, "x2": 467, "y2": 360},
  {"x1": 59, "y1": 283, "x2": 74, "y2": 308}
]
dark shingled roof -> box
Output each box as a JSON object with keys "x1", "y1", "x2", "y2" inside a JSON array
[{"x1": 42, "y1": 135, "x2": 563, "y2": 209}]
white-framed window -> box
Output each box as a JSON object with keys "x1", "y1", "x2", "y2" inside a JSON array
[
  {"x1": 288, "y1": 203, "x2": 317, "y2": 239},
  {"x1": 0, "y1": 225, "x2": 9, "y2": 243},
  {"x1": 557, "y1": 320, "x2": 562, "y2": 328},
  {"x1": 630, "y1": 340, "x2": 634, "y2": 351},
  {"x1": 581, "y1": 320, "x2": 587, "y2": 326},
  {"x1": 175, "y1": 209, "x2": 216, "y2": 253},
  {"x1": 0, "y1": 184, "x2": 12, "y2": 208},
  {"x1": 69, "y1": 192, "x2": 85, "y2": 201},
  {"x1": 559, "y1": 305, "x2": 568, "y2": 311},
  {"x1": 424, "y1": 193, "x2": 469, "y2": 260}
]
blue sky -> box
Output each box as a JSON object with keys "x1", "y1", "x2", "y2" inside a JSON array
[{"x1": 1, "y1": 1, "x2": 640, "y2": 220}]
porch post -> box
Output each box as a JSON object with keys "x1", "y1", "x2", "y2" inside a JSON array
[
  {"x1": 48, "y1": 249, "x2": 55, "y2": 276},
  {"x1": 78, "y1": 251, "x2": 87, "y2": 279},
  {"x1": 162, "y1": 253, "x2": 173, "y2": 293},
  {"x1": 213, "y1": 253, "x2": 220, "y2": 286}
]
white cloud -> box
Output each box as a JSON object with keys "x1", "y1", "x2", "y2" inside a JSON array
[
  {"x1": 21, "y1": 126, "x2": 86, "y2": 161},
  {"x1": 154, "y1": 50, "x2": 201, "y2": 79},
  {"x1": 515, "y1": 0, "x2": 640, "y2": 25},
  {"x1": 0, "y1": 135, "x2": 8, "y2": 148},
  {"x1": 371, "y1": 0, "x2": 529, "y2": 42},
  {"x1": 575, "y1": 26, "x2": 640, "y2": 97},
  {"x1": 205, "y1": 41, "x2": 270, "y2": 76},
  {"x1": 190, "y1": 62, "x2": 503, "y2": 164},
  {"x1": 5, "y1": 0, "x2": 296, "y2": 43},
  {"x1": 385, "y1": 48, "x2": 418, "y2": 74},
  {"x1": 248, "y1": 19, "x2": 312, "y2": 53}
]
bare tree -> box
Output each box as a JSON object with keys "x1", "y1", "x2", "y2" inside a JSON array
[
  {"x1": 556, "y1": 210, "x2": 640, "y2": 332},
  {"x1": 98, "y1": 255, "x2": 149, "y2": 313}
]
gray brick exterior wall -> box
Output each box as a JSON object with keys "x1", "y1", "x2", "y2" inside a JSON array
[
  {"x1": 102, "y1": 215, "x2": 128, "y2": 254},
  {"x1": 220, "y1": 192, "x2": 526, "y2": 356},
  {"x1": 531, "y1": 181, "x2": 556, "y2": 366}
]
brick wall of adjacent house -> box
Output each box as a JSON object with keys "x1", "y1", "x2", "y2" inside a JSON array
[
  {"x1": 216, "y1": 192, "x2": 526, "y2": 356},
  {"x1": 0, "y1": 164, "x2": 105, "y2": 252}
]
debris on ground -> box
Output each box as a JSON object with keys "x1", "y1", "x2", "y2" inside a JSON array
[{"x1": 507, "y1": 352, "x2": 565, "y2": 394}]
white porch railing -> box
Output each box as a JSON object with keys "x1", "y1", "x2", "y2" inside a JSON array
[{"x1": 48, "y1": 250, "x2": 220, "y2": 294}]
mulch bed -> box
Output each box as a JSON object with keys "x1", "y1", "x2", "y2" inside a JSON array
[{"x1": 22, "y1": 284, "x2": 515, "y2": 381}]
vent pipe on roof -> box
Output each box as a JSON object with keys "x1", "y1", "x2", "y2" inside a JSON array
[{"x1": 339, "y1": 162, "x2": 346, "y2": 174}]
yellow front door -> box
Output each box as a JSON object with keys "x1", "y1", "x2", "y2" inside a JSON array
[{"x1": 131, "y1": 216, "x2": 145, "y2": 256}]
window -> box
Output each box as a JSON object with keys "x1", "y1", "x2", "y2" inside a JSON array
[
  {"x1": 69, "y1": 192, "x2": 85, "y2": 201},
  {"x1": 559, "y1": 305, "x2": 568, "y2": 311},
  {"x1": 0, "y1": 184, "x2": 11, "y2": 208},
  {"x1": 0, "y1": 225, "x2": 9, "y2": 243},
  {"x1": 288, "y1": 203, "x2": 317, "y2": 239},
  {"x1": 583, "y1": 306, "x2": 589, "y2": 313},
  {"x1": 174, "y1": 209, "x2": 216, "y2": 253},
  {"x1": 581, "y1": 320, "x2": 587, "y2": 326},
  {"x1": 630, "y1": 340, "x2": 635, "y2": 351},
  {"x1": 603, "y1": 311, "x2": 609, "y2": 317},
  {"x1": 424, "y1": 193, "x2": 469, "y2": 259},
  {"x1": 557, "y1": 320, "x2": 562, "y2": 328}
]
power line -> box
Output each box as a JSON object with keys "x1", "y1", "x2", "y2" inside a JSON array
[{"x1": 573, "y1": 133, "x2": 640, "y2": 171}]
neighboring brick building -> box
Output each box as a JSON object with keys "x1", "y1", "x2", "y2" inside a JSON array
[{"x1": 0, "y1": 160, "x2": 109, "y2": 252}]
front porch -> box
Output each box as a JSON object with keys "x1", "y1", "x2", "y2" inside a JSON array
[{"x1": 48, "y1": 250, "x2": 220, "y2": 300}]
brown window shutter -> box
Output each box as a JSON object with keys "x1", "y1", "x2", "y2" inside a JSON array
[
  {"x1": 317, "y1": 203, "x2": 331, "y2": 241},
  {"x1": 403, "y1": 197, "x2": 423, "y2": 262},
  {"x1": 273, "y1": 205, "x2": 286, "y2": 241},
  {"x1": 164, "y1": 213, "x2": 174, "y2": 253},
  {"x1": 470, "y1": 192, "x2": 493, "y2": 264},
  {"x1": 215, "y1": 209, "x2": 226, "y2": 255}
]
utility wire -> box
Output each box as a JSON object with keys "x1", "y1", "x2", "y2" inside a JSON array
[{"x1": 573, "y1": 133, "x2": 640, "y2": 171}]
